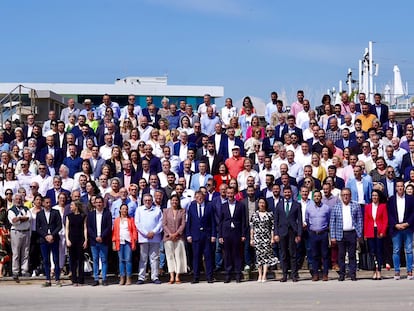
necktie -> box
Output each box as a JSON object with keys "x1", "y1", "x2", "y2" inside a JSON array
[
  {"x1": 198, "y1": 204, "x2": 202, "y2": 218},
  {"x1": 285, "y1": 201, "x2": 290, "y2": 216}
]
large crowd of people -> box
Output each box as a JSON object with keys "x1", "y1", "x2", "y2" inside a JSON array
[{"x1": 0, "y1": 90, "x2": 413, "y2": 287}]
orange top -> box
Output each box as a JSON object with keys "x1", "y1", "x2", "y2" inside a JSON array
[{"x1": 112, "y1": 217, "x2": 138, "y2": 251}]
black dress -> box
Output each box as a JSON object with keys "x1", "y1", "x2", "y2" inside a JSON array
[{"x1": 67, "y1": 212, "x2": 86, "y2": 284}]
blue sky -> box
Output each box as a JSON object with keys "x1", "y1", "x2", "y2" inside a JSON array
[{"x1": 2, "y1": 0, "x2": 413, "y2": 107}]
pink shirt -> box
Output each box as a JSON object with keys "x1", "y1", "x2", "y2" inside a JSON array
[{"x1": 290, "y1": 101, "x2": 303, "y2": 117}]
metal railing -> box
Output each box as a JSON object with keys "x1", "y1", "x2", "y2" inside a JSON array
[{"x1": 0, "y1": 85, "x2": 38, "y2": 129}]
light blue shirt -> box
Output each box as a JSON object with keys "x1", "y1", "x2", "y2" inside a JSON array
[
  {"x1": 134, "y1": 205, "x2": 163, "y2": 243},
  {"x1": 110, "y1": 197, "x2": 138, "y2": 224},
  {"x1": 200, "y1": 115, "x2": 221, "y2": 136}
]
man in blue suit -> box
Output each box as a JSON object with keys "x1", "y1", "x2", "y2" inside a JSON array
[
  {"x1": 273, "y1": 186, "x2": 302, "y2": 282},
  {"x1": 346, "y1": 165, "x2": 372, "y2": 206},
  {"x1": 38, "y1": 135, "x2": 63, "y2": 169},
  {"x1": 190, "y1": 161, "x2": 212, "y2": 191},
  {"x1": 186, "y1": 191, "x2": 216, "y2": 283},
  {"x1": 281, "y1": 115, "x2": 303, "y2": 143},
  {"x1": 45, "y1": 176, "x2": 71, "y2": 206},
  {"x1": 87, "y1": 197, "x2": 112, "y2": 286},
  {"x1": 388, "y1": 180, "x2": 414, "y2": 280},
  {"x1": 330, "y1": 188, "x2": 363, "y2": 281},
  {"x1": 89, "y1": 146, "x2": 106, "y2": 180},
  {"x1": 219, "y1": 187, "x2": 247, "y2": 283},
  {"x1": 335, "y1": 128, "x2": 357, "y2": 151},
  {"x1": 370, "y1": 93, "x2": 389, "y2": 125},
  {"x1": 36, "y1": 196, "x2": 62, "y2": 287}
]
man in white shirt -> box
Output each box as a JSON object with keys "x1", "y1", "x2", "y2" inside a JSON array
[{"x1": 99, "y1": 134, "x2": 115, "y2": 160}]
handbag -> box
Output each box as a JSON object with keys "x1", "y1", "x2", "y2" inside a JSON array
[
  {"x1": 358, "y1": 240, "x2": 375, "y2": 271},
  {"x1": 84, "y1": 253, "x2": 93, "y2": 273}
]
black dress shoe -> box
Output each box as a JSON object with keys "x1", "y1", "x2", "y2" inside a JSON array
[
  {"x1": 92, "y1": 281, "x2": 99, "y2": 286},
  {"x1": 338, "y1": 275, "x2": 345, "y2": 282},
  {"x1": 207, "y1": 279, "x2": 214, "y2": 284},
  {"x1": 102, "y1": 280, "x2": 109, "y2": 286},
  {"x1": 280, "y1": 277, "x2": 287, "y2": 283},
  {"x1": 235, "y1": 279, "x2": 241, "y2": 283},
  {"x1": 292, "y1": 277, "x2": 298, "y2": 282},
  {"x1": 191, "y1": 279, "x2": 199, "y2": 284},
  {"x1": 351, "y1": 277, "x2": 357, "y2": 281},
  {"x1": 224, "y1": 278, "x2": 231, "y2": 283}
]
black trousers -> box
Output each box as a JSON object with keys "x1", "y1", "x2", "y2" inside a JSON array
[
  {"x1": 223, "y1": 233, "x2": 243, "y2": 280},
  {"x1": 279, "y1": 228, "x2": 297, "y2": 277},
  {"x1": 337, "y1": 230, "x2": 357, "y2": 278}
]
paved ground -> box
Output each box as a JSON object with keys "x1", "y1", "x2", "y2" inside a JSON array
[{"x1": 1, "y1": 270, "x2": 414, "y2": 311}]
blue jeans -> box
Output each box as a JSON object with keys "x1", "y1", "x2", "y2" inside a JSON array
[
  {"x1": 392, "y1": 229, "x2": 413, "y2": 273},
  {"x1": 159, "y1": 241, "x2": 166, "y2": 270},
  {"x1": 118, "y1": 242, "x2": 133, "y2": 277},
  {"x1": 91, "y1": 243, "x2": 108, "y2": 281}
]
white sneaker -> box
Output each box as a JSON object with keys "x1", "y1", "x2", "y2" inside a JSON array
[
  {"x1": 394, "y1": 273, "x2": 400, "y2": 280},
  {"x1": 407, "y1": 274, "x2": 414, "y2": 280},
  {"x1": 244, "y1": 265, "x2": 250, "y2": 271},
  {"x1": 32, "y1": 271, "x2": 37, "y2": 277}
]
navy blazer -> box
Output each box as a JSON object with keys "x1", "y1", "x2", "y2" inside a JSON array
[
  {"x1": 186, "y1": 201, "x2": 216, "y2": 241},
  {"x1": 281, "y1": 126, "x2": 303, "y2": 143},
  {"x1": 382, "y1": 121, "x2": 403, "y2": 138},
  {"x1": 116, "y1": 171, "x2": 139, "y2": 187},
  {"x1": 400, "y1": 153, "x2": 414, "y2": 181},
  {"x1": 173, "y1": 142, "x2": 197, "y2": 157},
  {"x1": 220, "y1": 138, "x2": 245, "y2": 160},
  {"x1": 266, "y1": 196, "x2": 282, "y2": 215},
  {"x1": 370, "y1": 103, "x2": 389, "y2": 125},
  {"x1": 387, "y1": 194, "x2": 414, "y2": 237},
  {"x1": 45, "y1": 188, "x2": 71, "y2": 207},
  {"x1": 188, "y1": 133, "x2": 208, "y2": 148},
  {"x1": 335, "y1": 138, "x2": 357, "y2": 150},
  {"x1": 53, "y1": 132, "x2": 67, "y2": 149},
  {"x1": 36, "y1": 209, "x2": 62, "y2": 244},
  {"x1": 87, "y1": 209, "x2": 113, "y2": 245},
  {"x1": 218, "y1": 200, "x2": 247, "y2": 239},
  {"x1": 262, "y1": 137, "x2": 275, "y2": 156},
  {"x1": 274, "y1": 124, "x2": 287, "y2": 143},
  {"x1": 38, "y1": 146, "x2": 64, "y2": 168},
  {"x1": 142, "y1": 110, "x2": 161, "y2": 128},
  {"x1": 273, "y1": 198, "x2": 302, "y2": 237},
  {"x1": 210, "y1": 133, "x2": 229, "y2": 157}
]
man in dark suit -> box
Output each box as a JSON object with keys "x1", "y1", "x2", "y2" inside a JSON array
[
  {"x1": 210, "y1": 123, "x2": 228, "y2": 156},
  {"x1": 36, "y1": 196, "x2": 62, "y2": 287},
  {"x1": 262, "y1": 125, "x2": 276, "y2": 156},
  {"x1": 186, "y1": 191, "x2": 216, "y2": 283},
  {"x1": 273, "y1": 186, "x2": 302, "y2": 282},
  {"x1": 116, "y1": 159, "x2": 139, "y2": 188},
  {"x1": 370, "y1": 93, "x2": 389, "y2": 125},
  {"x1": 281, "y1": 115, "x2": 303, "y2": 143},
  {"x1": 174, "y1": 131, "x2": 197, "y2": 160},
  {"x1": 97, "y1": 122, "x2": 122, "y2": 147},
  {"x1": 221, "y1": 127, "x2": 244, "y2": 160},
  {"x1": 327, "y1": 165, "x2": 345, "y2": 189},
  {"x1": 70, "y1": 115, "x2": 95, "y2": 139},
  {"x1": 219, "y1": 186, "x2": 247, "y2": 283},
  {"x1": 387, "y1": 180, "x2": 414, "y2": 279},
  {"x1": 89, "y1": 146, "x2": 106, "y2": 180},
  {"x1": 23, "y1": 114, "x2": 36, "y2": 139},
  {"x1": 401, "y1": 140, "x2": 414, "y2": 181},
  {"x1": 53, "y1": 121, "x2": 67, "y2": 149},
  {"x1": 39, "y1": 135, "x2": 64, "y2": 169},
  {"x1": 87, "y1": 196, "x2": 112, "y2": 286},
  {"x1": 200, "y1": 141, "x2": 224, "y2": 176},
  {"x1": 75, "y1": 124, "x2": 97, "y2": 149},
  {"x1": 380, "y1": 166, "x2": 397, "y2": 199},
  {"x1": 274, "y1": 115, "x2": 288, "y2": 143},
  {"x1": 382, "y1": 111, "x2": 403, "y2": 138},
  {"x1": 335, "y1": 128, "x2": 357, "y2": 151},
  {"x1": 142, "y1": 103, "x2": 160, "y2": 128},
  {"x1": 188, "y1": 122, "x2": 208, "y2": 148},
  {"x1": 241, "y1": 185, "x2": 258, "y2": 271},
  {"x1": 45, "y1": 176, "x2": 71, "y2": 206},
  {"x1": 404, "y1": 107, "x2": 414, "y2": 130}
]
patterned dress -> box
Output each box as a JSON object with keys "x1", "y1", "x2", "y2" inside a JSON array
[{"x1": 250, "y1": 211, "x2": 277, "y2": 266}]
